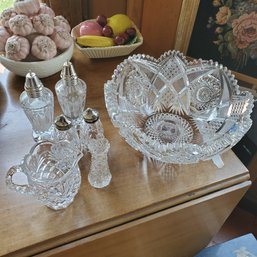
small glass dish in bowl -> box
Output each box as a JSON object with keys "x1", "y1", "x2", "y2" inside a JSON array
[
  {"x1": 0, "y1": 44, "x2": 74, "y2": 78},
  {"x1": 104, "y1": 51, "x2": 254, "y2": 167},
  {"x1": 71, "y1": 21, "x2": 143, "y2": 59}
]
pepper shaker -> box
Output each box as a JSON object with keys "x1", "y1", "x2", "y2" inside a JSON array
[
  {"x1": 51, "y1": 114, "x2": 81, "y2": 151},
  {"x1": 19, "y1": 71, "x2": 54, "y2": 141},
  {"x1": 87, "y1": 137, "x2": 112, "y2": 188},
  {"x1": 80, "y1": 107, "x2": 104, "y2": 152},
  {"x1": 79, "y1": 107, "x2": 111, "y2": 188}
]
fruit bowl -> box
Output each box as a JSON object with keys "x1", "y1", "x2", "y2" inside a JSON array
[
  {"x1": 104, "y1": 51, "x2": 254, "y2": 165},
  {"x1": 71, "y1": 21, "x2": 143, "y2": 59},
  {"x1": 0, "y1": 44, "x2": 74, "y2": 78}
]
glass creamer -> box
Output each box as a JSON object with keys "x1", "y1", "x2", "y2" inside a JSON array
[{"x1": 6, "y1": 140, "x2": 83, "y2": 210}]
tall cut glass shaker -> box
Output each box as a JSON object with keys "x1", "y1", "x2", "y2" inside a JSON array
[
  {"x1": 87, "y1": 137, "x2": 112, "y2": 188},
  {"x1": 51, "y1": 114, "x2": 80, "y2": 151},
  {"x1": 55, "y1": 61, "x2": 87, "y2": 125},
  {"x1": 19, "y1": 71, "x2": 54, "y2": 141},
  {"x1": 80, "y1": 107, "x2": 112, "y2": 188}
]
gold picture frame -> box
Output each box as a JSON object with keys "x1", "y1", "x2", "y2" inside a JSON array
[{"x1": 174, "y1": 0, "x2": 257, "y2": 88}]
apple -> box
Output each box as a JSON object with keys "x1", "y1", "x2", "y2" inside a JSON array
[{"x1": 79, "y1": 21, "x2": 103, "y2": 36}]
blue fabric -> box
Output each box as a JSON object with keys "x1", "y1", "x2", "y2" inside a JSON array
[{"x1": 195, "y1": 234, "x2": 257, "y2": 257}]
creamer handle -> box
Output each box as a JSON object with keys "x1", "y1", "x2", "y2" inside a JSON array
[{"x1": 6, "y1": 165, "x2": 32, "y2": 194}]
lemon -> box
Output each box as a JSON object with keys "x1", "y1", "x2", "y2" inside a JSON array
[{"x1": 107, "y1": 14, "x2": 132, "y2": 36}]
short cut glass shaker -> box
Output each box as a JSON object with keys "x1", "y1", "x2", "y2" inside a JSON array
[
  {"x1": 80, "y1": 108, "x2": 104, "y2": 152},
  {"x1": 51, "y1": 114, "x2": 80, "y2": 151}
]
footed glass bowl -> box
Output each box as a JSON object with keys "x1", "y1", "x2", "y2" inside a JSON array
[{"x1": 104, "y1": 51, "x2": 254, "y2": 165}]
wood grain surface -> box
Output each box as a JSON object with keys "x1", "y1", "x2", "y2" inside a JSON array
[
  {"x1": 35, "y1": 182, "x2": 250, "y2": 257},
  {"x1": 0, "y1": 48, "x2": 250, "y2": 256}
]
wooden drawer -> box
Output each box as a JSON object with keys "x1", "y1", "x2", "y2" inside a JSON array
[{"x1": 36, "y1": 182, "x2": 250, "y2": 257}]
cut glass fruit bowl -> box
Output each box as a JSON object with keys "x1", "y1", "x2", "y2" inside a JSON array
[{"x1": 104, "y1": 51, "x2": 254, "y2": 165}]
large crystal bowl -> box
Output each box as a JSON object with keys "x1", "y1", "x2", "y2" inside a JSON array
[{"x1": 104, "y1": 51, "x2": 254, "y2": 165}]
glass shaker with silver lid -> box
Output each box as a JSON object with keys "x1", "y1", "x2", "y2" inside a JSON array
[
  {"x1": 55, "y1": 61, "x2": 87, "y2": 125},
  {"x1": 51, "y1": 114, "x2": 81, "y2": 151},
  {"x1": 19, "y1": 71, "x2": 54, "y2": 141}
]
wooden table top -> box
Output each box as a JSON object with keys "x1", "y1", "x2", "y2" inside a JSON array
[{"x1": 0, "y1": 49, "x2": 249, "y2": 256}]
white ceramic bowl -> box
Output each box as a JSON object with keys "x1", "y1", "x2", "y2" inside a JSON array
[
  {"x1": 0, "y1": 44, "x2": 74, "y2": 78},
  {"x1": 71, "y1": 21, "x2": 143, "y2": 59}
]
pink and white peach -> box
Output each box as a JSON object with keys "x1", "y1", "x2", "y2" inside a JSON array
[
  {"x1": 0, "y1": 26, "x2": 11, "y2": 51},
  {"x1": 0, "y1": 8, "x2": 17, "y2": 28},
  {"x1": 5, "y1": 35, "x2": 30, "y2": 60},
  {"x1": 31, "y1": 35, "x2": 57, "y2": 60},
  {"x1": 9, "y1": 14, "x2": 33, "y2": 36},
  {"x1": 14, "y1": 0, "x2": 40, "y2": 16},
  {"x1": 38, "y1": 3, "x2": 55, "y2": 18},
  {"x1": 53, "y1": 16, "x2": 71, "y2": 32},
  {"x1": 51, "y1": 26, "x2": 73, "y2": 50},
  {"x1": 32, "y1": 14, "x2": 54, "y2": 35}
]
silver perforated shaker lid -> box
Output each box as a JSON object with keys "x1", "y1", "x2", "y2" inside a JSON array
[
  {"x1": 24, "y1": 71, "x2": 44, "y2": 98},
  {"x1": 54, "y1": 114, "x2": 72, "y2": 131},
  {"x1": 83, "y1": 108, "x2": 99, "y2": 123},
  {"x1": 60, "y1": 61, "x2": 78, "y2": 81}
]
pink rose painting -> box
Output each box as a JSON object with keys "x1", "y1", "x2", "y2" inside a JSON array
[
  {"x1": 232, "y1": 12, "x2": 257, "y2": 49},
  {"x1": 187, "y1": 0, "x2": 257, "y2": 77},
  {"x1": 216, "y1": 6, "x2": 231, "y2": 25},
  {"x1": 207, "y1": 0, "x2": 257, "y2": 70}
]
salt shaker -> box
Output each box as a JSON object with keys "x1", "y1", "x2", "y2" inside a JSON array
[
  {"x1": 51, "y1": 114, "x2": 80, "y2": 151},
  {"x1": 87, "y1": 137, "x2": 112, "y2": 188},
  {"x1": 80, "y1": 107, "x2": 111, "y2": 188},
  {"x1": 80, "y1": 107, "x2": 104, "y2": 151},
  {"x1": 19, "y1": 71, "x2": 54, "y2": 141},
  {"x1": 55, "y1": 61, "x2": 87, "y2": 125}
]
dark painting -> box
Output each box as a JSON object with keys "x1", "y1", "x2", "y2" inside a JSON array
[{"x1": 187, "y1": 0, "x2": 257, "y2": 79}]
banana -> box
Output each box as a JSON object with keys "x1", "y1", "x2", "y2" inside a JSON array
[{"x1": 76, "y1": 35, "x2": 115, "y2": 47}]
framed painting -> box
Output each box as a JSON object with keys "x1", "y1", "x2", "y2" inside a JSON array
[{"x1": 175, "y1": 0, "x2": 257, "y2": 89}]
